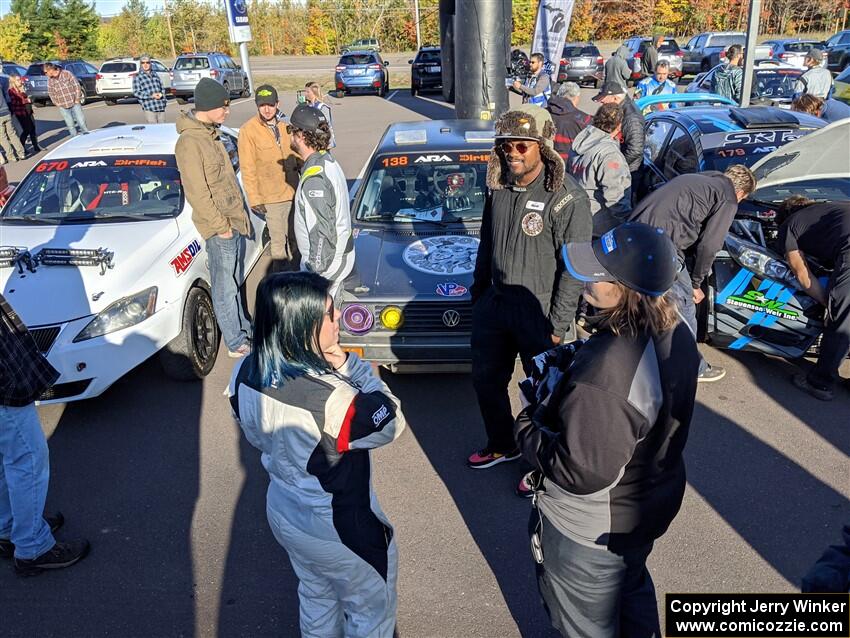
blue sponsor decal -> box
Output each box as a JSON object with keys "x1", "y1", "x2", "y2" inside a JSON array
[{"x1": 436, "y1": 282, "x2": 468, "y2": 297}]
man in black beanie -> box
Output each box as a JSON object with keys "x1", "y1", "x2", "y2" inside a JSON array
[{"x1": 175, "y1": 78, "x2": 252, "y2": 358}]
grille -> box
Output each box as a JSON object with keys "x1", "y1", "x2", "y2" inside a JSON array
[
  {"x1": 38, "y1": 379, "x2": 92, "y2": 401},
  {"x1": 382, "y1": 229, "x2": 480, "y2": 238},
  {"x1": 379, "y1": 302, "x2": 473, "y2": 332},
  {"x1": 29, "y1": 326, "x2": 61, "y2": 354}
]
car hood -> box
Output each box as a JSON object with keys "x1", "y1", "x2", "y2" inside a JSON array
[
  {"x1": 0, "y1": 219, "x2": 180, "y2": 325},
  {"x1": 352, "y1": 227, "x2": 479, "y2": 300},
  {"x1": 750, "y1": 119, "x2": 850, "y2": 189}
]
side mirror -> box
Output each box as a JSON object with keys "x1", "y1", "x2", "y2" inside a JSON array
[
  {"x1": 408, "y1": 59, "x2": 413, "y2": 64},
  {"x1": 235, "y1": 64, "x2": 242, "y2": 70},
  {"x1": 384, "y1": 60, "x2": 390, "y2": 67}
]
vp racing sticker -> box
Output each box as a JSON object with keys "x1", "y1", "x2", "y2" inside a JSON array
[
  {"x1": 170, "y1": 239, "x2": 202, "y2": 276},
  {"x1": 435, "y1": 282, "x2": 468, "y2": 297},
  {"x1": 403, "y1": 235, "x2": 479, "y2": 275},
  {"x1": 521, "y1": 212, "x2": 544, "y2": 237}
]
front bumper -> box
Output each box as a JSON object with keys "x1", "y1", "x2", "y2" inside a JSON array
[
  {"x1": 339, "y1": 332, "x2": 471, "y2": 368},
  {"x1": 25, "y1": 86, "x2": 49, "y2": 101}
]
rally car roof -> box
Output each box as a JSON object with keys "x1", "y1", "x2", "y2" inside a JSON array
[
  {"x1": 43, "y1": 124, "x2": 179, "y2": 160},
  {"x1": 374, "y1": 119, "x2": 495, "y2": 155},
  {"x1": 652, "y1": 106, "x2": 825, "y2": 139}
]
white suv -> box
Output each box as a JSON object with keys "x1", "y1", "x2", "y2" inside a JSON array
[{"x1": 96, "y1": 58, "x2": 172, "y2": 105}]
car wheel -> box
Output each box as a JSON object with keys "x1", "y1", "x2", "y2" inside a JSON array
[
  {"x1": 79, "y1": 85, "x2": 87, "y2": 105},
  {"x1": 222, "y1": 82, "x2": 230, "y2": 97},
  {"x1": 410, "y1": 83, "x2": 417, "y2": 96},
  {"x1": 159, "y1": 286, "x2": 220, "y2": 380},
  {"x1": 177, "y1": 96, "x2": 189, "y2": 104},
  {"x1": 241, "y1": 84, "x2": 250, "y2": 98}
]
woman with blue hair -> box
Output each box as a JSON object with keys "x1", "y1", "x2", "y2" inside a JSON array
[{"x1": 228, "y1": 271, "x2": 406, "y2": 637}]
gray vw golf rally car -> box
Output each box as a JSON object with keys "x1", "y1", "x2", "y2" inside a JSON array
[{"x1": 340, "y1": 120, "x2": 494, "y2": 371}]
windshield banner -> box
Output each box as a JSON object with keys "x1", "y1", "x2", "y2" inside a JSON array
[{"x1": 531, "y1": 0, "x2": 575, "y2": 79}]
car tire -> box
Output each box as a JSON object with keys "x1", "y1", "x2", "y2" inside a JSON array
[
  {"x1": 79, "y1": 85, "x2": 87, "y2": 105},
  {"x1": 241, "y1": 85, "x2": 250, "y2": 98},
  {"x1": 159, "y1": 286, "x2": 220, "y2": 381},
  {"x1": 177, "y1": 96, "x2": 189, "y2": 104},
  {"x1": 410, "y1": 84, "x2": 417, "y2": 96},
  {"x1": 222, "y1": 82, "x2": 230, "y2": 97}
]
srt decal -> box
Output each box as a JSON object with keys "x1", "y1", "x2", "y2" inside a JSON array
[
  {"x1": 403, "y1": 235, "x2": 479, "y2": 275},
  {"x1": 435, "y1": 282, "x2": 468, "y2": 297},
  {"x1": 170, "y1": 239, "x2": 203, "y2": 276},
  {"x1": 722, "y1": 130, "x2": 803, "y2": 146},
  {"x1": 726, "y1": 289, "x2": 800, "y2": 320}
]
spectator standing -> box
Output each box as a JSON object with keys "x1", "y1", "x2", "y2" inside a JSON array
[
  {"x1": 603, "y1": 45, "x2": 632, "y2": 90},
  {"x1": 228, "y1": 271, "x2": 406, "y2": 638},
  {"x1": 0, "y1": 87, "x2": 25, "y2": 164},
  {"x1": 791, "y1": 93, "x2": 850, "y2": 123},
  {"x1": 515, "y1": 222, "x2": 699, "y2": 638},
  {"x1": 634, "y1": 60, "x2": 677, "y2": 108},
  {"x1": 0, "y1": 292, "x2": 90, "y2": 576},
  {"x1": 794, "y1": 48, "x2": 833, "y2": 99},
  {"x1": 642, "y1": 35, "x2": 665, "y2": 77},
  {"x1": 8, "y1": 75, "x2": 39, "y2": 154},
  {"x1": 304, "y1": 81, "x2": 335, "y2": 148},
  {"x1": 238, "y1": 84, "x2": 300, "y2": 268},
  {"x1": 567, "y1": 103, "x2": 631, "y2": 236},
  {"x1": 546, "y1": 81, "x2": 592, "y2": 159},
  {"x1": 133, "y1": 55, "x2": 167, "y2": 124},
  {"x1": 289, "y1": 104, "x2": 355, "y2": 299},
  {"x1": 775, "y1": 198, "x2": 850, "y2": 401},
  {"x1": 467, "y1": 104, "x2": 592, "y2": 470},
  {"x1": 511, "y1": 52, "x2": 552, "y2": 107},
  {"x1": 593, "y1": 82, "x2": 646, "y2": 180},
  {"x1": 627, "y1": 166, "x2": 757, "y2": 382},
  {"x1": 712, "y1": 45, "x2": 744, "y2": 103},
  {"x1": 44, "y1": 62, "x2": 88, "y2": 137},
  {"x1": 175, "y1": 78, "x2": 252, "y2": 358}
]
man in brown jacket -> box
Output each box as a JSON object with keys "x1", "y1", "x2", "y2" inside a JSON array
[
  {"x1": 237, "y1": 84, "x2": 300, "y2": 267},
  {"x1": 175, "y1": 78, "x2": 252, "y2": 358}
]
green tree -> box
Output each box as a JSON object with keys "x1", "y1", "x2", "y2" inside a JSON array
[
  {"x1": 55, "y1": 0, "x2": 100, "y2": 57},
  {"x1": 0, "y1": 14, "x2": 31, "y2": 62},
  {"x1": 512, "y1": 0, "x2": 538, "y2": 46},
  {"x1": 11, "y1": 0, "x2": 61, "y2": 59}
]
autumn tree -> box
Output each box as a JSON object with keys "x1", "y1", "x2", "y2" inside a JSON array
[{"x1": 0, "y1": 14, "x2": 31, "y2": 62}]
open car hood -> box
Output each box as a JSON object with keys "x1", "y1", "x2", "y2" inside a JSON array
[{"x1": 750, "y1": 119, "x2": 850, "y2": 190}]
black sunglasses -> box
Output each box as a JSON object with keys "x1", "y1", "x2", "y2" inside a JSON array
[{"x1": 500, "y1": 140, "x2": 535, "y2": 155}]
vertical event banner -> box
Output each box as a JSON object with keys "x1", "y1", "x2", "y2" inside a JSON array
[
  {"x1": 225, "y1": 0, "x2": 252, "y2": 43},
  {"x1": 531, "y1": 0, "x2": 575, "y2": 77}
]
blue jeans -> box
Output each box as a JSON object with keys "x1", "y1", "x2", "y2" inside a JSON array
[
  {"x1": 206, "y1": 233, "x2": 251, "y2": 351},
  {"x1": 0, "y1": 403, "x2": 55, "y2": 559},
  {"x1": 59, "y1": 104, "x2": 89, "y2": 137},
  {"x1": 670, "y1": 268, "x2": 709, "y2": 375}
]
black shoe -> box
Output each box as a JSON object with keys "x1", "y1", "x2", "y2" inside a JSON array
[
  {"x1": 0, "y1": 512, "x2": 65, "y2": 559},
  {"x1": 14, "y1": 538, "x2": 90, "y2": 576},
  {"x1": 792, "y1": 373, "x2": 834, "y2": 401}
]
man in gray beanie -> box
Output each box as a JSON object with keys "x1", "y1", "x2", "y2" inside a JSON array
[
  {"x1": 175, "y1": 77, "x2": 252, "y2": 358},
  {"x1": 467, "y1": 104, "x2": 592, "y2": 471}
]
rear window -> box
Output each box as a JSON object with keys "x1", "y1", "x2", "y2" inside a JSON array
[
  {"x1": 640, "y1": 39, "x2": 680, "y2": 53},
  {"x1": 100, "y1": 62, "x2": 137, "y2": 73},
  {"x1": 782, "y1": 42, "x2": 819, "y2": 53},
  {"x1": 563, "y1": 46, "x2": 599, "y2": 57},
  {"x1": 25, "y1": 64, "x2": 46, "y2": 76},
  {"x1": 708, "y1": 35, "x2": 745, "y2": 48},
  {"x1": 416, "y1": 50, "x2": 441, "y2": 63},
  {"x1": 340, "y1": 54, "x2": 376, "y2": 66},
  {"x1": 174, "y1": 57, "x2": 210, "y2": 70}
]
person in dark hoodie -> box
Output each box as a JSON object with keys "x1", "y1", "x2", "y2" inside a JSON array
[
  {"x1": 603, "y1": 45, "x2": 632, "y2": 90},
  {"x1": 593, "y1": 82, "x2": 646, "y2": 182},
  {"x1": 568, "y1": 103, "x2": 631, "y2": 236},
  {"x1": 547, "y1": 81, "x2": 592, "y2": 160},
  {"x1": 467, "y1": 104, "x2": 592, "y2": 470},
  {"x1": 516, "y1": 222, "x2": 699, "y2": 638}
]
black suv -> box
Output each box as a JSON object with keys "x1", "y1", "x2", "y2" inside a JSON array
[
  {"x1": 556, "y1": 42, "x2": 603, "y2": 87},
  {"x1": 409, "y1": 46, "x2": 441, "y2": 96},
  {"x1": 826, "y1": 30, "x2": 850, "y2": 74}
]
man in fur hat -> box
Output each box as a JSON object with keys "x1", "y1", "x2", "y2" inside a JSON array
[{"x1": 467, "y1": 104, "x2": 592, "y2": 470}]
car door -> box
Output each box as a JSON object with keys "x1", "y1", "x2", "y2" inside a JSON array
[
  {"x1": 697, "y1": 67, "x2": 716, "y2": 93},
  {"x1": 78, "y1": 63, "x2": 97, "y2": 94},
  {"x1": 686, "y1": 35, "x2": 708, "y2": 72},
  {"x1": 661, "y1": 125, "x2": 700, "y2": 179},
  {"x1": 640, "y1": 118, "x2": 674, "y2": 195},
  {"x1": 153, "y1": 60, "x2": 171, "y2": 89}
]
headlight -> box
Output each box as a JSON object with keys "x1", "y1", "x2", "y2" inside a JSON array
[
  {"x1": 341, "y1": 303, "x2": 374, "y2": 334},
  {"x1": 73, "y1": 287, "x2": 158, "y2": 342},
  {"x1": 379, "y1": 305, "x2": 404, "y2": 330},
  {"x1": 725, "y1": 235, "x2": 798, "y2": 288}
]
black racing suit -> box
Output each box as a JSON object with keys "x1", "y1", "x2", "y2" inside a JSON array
[{"x1": 471, "y1": 171, "x2": 592, "y2": 454}]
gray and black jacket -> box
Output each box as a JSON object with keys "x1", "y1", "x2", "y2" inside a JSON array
[
  {"x1": 604, "y1": 45, "x2": 632, "y2": 89},
  {"x1": 568, "y1": 126, "x2": 632, "y2": 219},
  {"x1": 515, "y1": 320, "x2": 700, "y2": 552},
  {"x1": 620, "y1": 95, "x2": 646, "y2": 172}
]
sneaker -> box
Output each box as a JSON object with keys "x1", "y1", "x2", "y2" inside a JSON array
[
  {"x1": 0, "y1": 513, "x2": 65, "y2": 559},
  {"x1": 516, "y1": 471, "x2": 536, "y2": 498},
  {"x1": 792, "y1": 373, "x2": 834, "y2": 401},
  {"x1": 13, "y1": 538, "x2": 90, "y2": 576},
  {"x1": 467, "y1": 447, "x2": 521, "y2": 469},
  {"x1": 228, "y1": 344, "x2": 251, "y2": 359},
  {"x1": 697, "y1": 365, "x2": 726, "y2": 383}
]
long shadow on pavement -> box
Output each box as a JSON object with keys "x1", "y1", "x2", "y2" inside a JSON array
[{"x1": 388, "y1": 91, "x2": 457, "y2": 121}]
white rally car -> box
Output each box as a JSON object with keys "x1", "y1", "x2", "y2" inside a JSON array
[{"x1": 0, "y1": 124, "x2": 266, "y2": 403}]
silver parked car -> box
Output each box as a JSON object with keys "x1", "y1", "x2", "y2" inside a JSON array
[{"x1": 169, "y1": 52, "x2": 249, "y2": 104}]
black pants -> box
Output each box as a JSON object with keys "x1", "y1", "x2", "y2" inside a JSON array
[
  {"x1": 15, "y1": 114, "x2": 39, "y2": 151},
  {"x1": 471, "y1": 288, "x2": 552, "y2": 453},
  {"x1": 810, "y1": 255, "x2": 850, "y2": 390},
  {"x1": 534, "y1": 513, "x2": 661, "y2": 638}
]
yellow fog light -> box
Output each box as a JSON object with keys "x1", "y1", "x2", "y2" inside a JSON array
[{"x1": 380, "y1": 305, "x2": 404, "y2": 330}]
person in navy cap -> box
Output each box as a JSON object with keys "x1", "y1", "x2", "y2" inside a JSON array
[{"x1": 515, "y1": 222, "x2": 700, "y2": 638}]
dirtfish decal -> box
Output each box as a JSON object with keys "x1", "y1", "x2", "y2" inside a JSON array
[
  {"x1": 170, "y1": 239, "x2": 202, "y2": 276},
  {"x1": 726, "y1": 289, "x2": 799, "y2": 320}
]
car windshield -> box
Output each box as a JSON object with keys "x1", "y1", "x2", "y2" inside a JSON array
[
  {"x1": 25, "y1": 64, "x2": 46, "y2": 76},
  {"x1": 340, "y1": 54, "x2": 376, "y2": 65},
  {"x1": 355, "y1": 153, "x2": 490, "y2": 224},
  {"x1": 750, "y1": 178, "x2": 850, "y2": 204},
  {"x1": 1, "y1": 156, "x2": 184, "y2": 224},
  {"x1": 709, "y1": 35, "x2": 744, "y2": 47},
  {"x1": 174, "y1": 57, "x2": 209, "y2": 70},
  {"x1": 657, "y1": 40, "x2": 680, "y2": 52},
  {"x1": 752, "y1": 69, "x2": 801, "y2": 97},
  {"x1": 100, "y1": 62, "x2": 136, "y2": 73},
  {"x1": 416, "y1": 51, "x2": 441, "y2": 63}
]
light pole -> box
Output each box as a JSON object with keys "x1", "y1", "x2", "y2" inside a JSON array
[{"x1": 740, "y1": 0, "x2": 762, "y2": 108}]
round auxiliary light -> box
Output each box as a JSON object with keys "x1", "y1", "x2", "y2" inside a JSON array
[
  {"x1": 380, "y1": 305, "x2": 404, "y2": 330},
  {"x1": 341, "y1": 304, "x2": 374, "y2": 334}
]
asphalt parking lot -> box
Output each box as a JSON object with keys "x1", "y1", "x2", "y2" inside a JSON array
[{"x1": 0, "y1": 87, "x2": 848, "y2": 638}]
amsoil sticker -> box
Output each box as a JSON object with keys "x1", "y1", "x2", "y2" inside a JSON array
[
  {"x1": 435, "y1": 282, "x2": 468, "y2": 297},
  {"x1": 170, "y1": 239, "x2": 202, "y2": 276},
  {"x1": 521, "y1": 212, "x2": 544, "y2": 236},
  {"x1": 403, "y1": 235, "x2": 479, "y2": 275}
]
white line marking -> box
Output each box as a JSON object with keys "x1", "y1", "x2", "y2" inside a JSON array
[{"x1": 387, "y1": 90, "x2": 398, "y2": 101}]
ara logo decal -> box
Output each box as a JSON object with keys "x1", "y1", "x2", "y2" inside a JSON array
[
  {"x1": 170, "y1": 239, "x2": 202, "y2": 276},
  {"x1": 436, "y1": 282, "x2": 468, "y2": 297},
  {"x1": 726, "y1": 289, "x2": 800, "y2": 320},
  {"x1": 372, "y1": 404, "x2": 390, "y2": 427},
  {"x1": 71, "y1": 160, "x2": 107, "y2": 168},
  {"x1": 415, "y1": 154, "x2": 453, "y2": 163}
]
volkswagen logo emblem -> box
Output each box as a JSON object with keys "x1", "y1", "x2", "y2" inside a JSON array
[{"x1": 442, "y1": 309, "x2": 461, "y2": 327}]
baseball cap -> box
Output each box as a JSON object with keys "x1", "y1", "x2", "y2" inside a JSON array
[
  {"x1": 255, "y1": 84, "x2": 278, "y2": 106},
  {"x1": 592, "y1": 82, "x2": 626, "y2": 101},
  {"x1": 563, "y1": 222, "x2": 680, "y2": 296},
  {"x1": 805, "y1": 48, "x2": 824, "y2": 62},
  {"x1": 288, "y1": 103, "x2": 327, "y2": 133}
]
